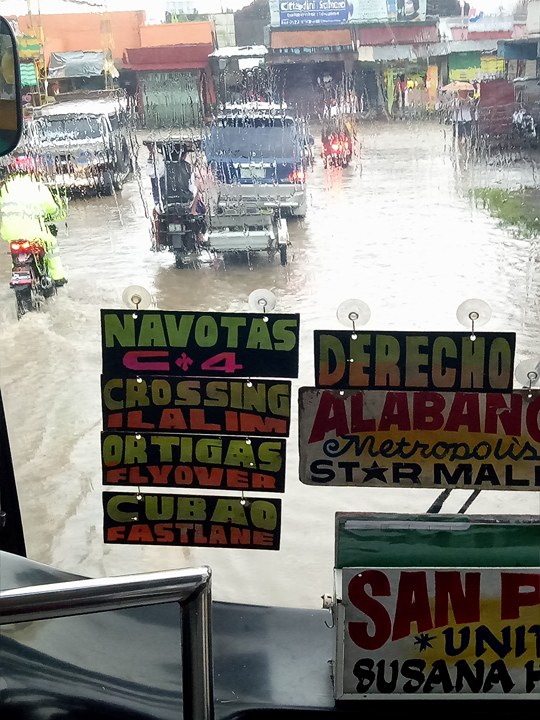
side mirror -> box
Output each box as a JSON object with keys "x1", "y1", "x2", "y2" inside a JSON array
[{"x1": 0, "y1": 16, "x2": 23, "y2": 156}]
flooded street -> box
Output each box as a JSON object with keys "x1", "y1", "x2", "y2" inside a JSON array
[{"x1": 0, "y1": 120, "x2": 538, "y2": 608}]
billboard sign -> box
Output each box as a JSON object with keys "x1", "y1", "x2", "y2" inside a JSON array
[
  {"x1": 270, "y1": 0, "x2": 426, "y2": 27},
  {"x1": 298, "y1": 388, "x2": 540, "y2": 490},
  {"x1": 336, "y1": 566, "x2": 540, "y2": 698}
]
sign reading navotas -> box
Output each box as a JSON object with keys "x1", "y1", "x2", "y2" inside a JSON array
[{"x1": 269, "y1": 0, "x2": 426, "y2": 27}]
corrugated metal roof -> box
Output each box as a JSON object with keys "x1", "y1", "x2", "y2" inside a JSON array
[
  {"x1": 270, "y1": 29, "x2": 352, "y2": 49},
  {"x1": 124, "y1": 44, "x2": 213, "y2": 71},
  {"x1": 358, "y1": 38, "x2": 501, "y2": 62}
]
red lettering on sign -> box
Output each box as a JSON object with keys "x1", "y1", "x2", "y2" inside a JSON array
[
  {"x1": 445, "y1": 393, "x2": 481, "y2": 432},
  {"x1": 308, "y1": 392, "x2": 348, "y2": 443},
  {"x1": 378, "y1": 392, "x2": 411, "y2": 431},
  {"x1": 501, "y1": 572, "x2": 540, "y2": 619},
  {"x1": 123, "y1": 351, "x2": 170, "y2": 372},
  {"x1": 348, "y1": 570, "x2": 392, "y2": 650}
]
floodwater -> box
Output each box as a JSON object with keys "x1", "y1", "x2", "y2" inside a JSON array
[{"x1": 0, "y1": 120, "x2": 538, "y2": 609}]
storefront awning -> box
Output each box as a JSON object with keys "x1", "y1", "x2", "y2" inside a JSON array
[
  {"x1": 48, "y1": 51, "x2": 118, "y2": 79},
  {"x1": 497, "y1": 39, "x2": 538, "y2": 61},
  {"x1": 270, "y1": 29, "x2": 353, "y2": 50},
  {"x1": 123, "y1": 45, "x2": 213, "y2": 71}
]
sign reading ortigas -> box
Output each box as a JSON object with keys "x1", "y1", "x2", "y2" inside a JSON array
[{"x1": 277, "y1": 0, "x2": 353, "y2": 27}]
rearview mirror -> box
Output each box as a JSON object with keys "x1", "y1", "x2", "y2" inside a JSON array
[{"x1": 0, "y1": 16, "x2": 23, "y2": 156}]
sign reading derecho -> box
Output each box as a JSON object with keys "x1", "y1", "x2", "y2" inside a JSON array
[
  {"x1": 314, "y1": 331, "x2": 516, "y2": 391},
  {"x1": 101, "y1": 310, "x2": 300, "y2": 379},
  {"x1": 299, "y1": 388, "x2": 540, "y2": 490},
  {"x1": 102, "y1": 431, "x2": 287, "y2": 492},
  {"x1": 103, "y1": 492, "x2": 281, "y2": 550},
  {"x1": 101, "y1": 309, "x2": 299, "y2": 550},
  {"x1": 101, "y1": 376, "x2": 292, "y2": 436},
  {"x1": 338, "y1": 566, "x2": 540, "y2": 697}
]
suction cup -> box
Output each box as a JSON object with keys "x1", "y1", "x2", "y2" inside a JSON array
[
  {"x1": 515, "y1": 358, "x2": 540, "y2": 388},
  {"x1": 248, "y1": 288, "x2": 276, "y2": 313},
  {"x1": 122, "y1": 285, "x2": 152, "y2": 310},
  {"x1": 456, "y1": 298, "x2": 492, "y2": 329},
  {"x1": 336, "y1": 299, "x2": 371, "y2": 329}
]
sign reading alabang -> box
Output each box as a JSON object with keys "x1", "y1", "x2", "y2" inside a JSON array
[
  {"x1": 337, "y1": 567, "x2": 540, "y2": 698},
  {"x1": 299, "y1": 388, "x2": 540, "y2": 490},
  {"x1": 270, "y1": 0, "x2": 426, "y2": 27}
]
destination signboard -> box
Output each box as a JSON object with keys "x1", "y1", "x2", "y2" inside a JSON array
[
  {"x1": 314, "y1": 330, "x2": 516, "y2": 391},
  {"x1": 336, "y1": 566, "x2": 540, "y2": 698},
  {"x1": 102, "y1": 431, "x2": 287, "y2": 492},
  {"x1": 101, "y1": 376, "x2": 292, "y2": 436},
  {"x1": 101, "y1": 310, "x2": 300, "y2": 379},
  {"x1": 299, "y1": 388, "x2": 540, "y2": 490},
  {"x1": 103, "y1": 492, "x2": 282, "y2": 549}
]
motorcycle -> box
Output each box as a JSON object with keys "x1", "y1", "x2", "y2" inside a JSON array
[
  {"x1": 154, "y1": 202, "x2": 208, "y2": 269},
  {"x1": 9, "y1": 239, "x2": 57, "y2": 319},
  {"x1": 321, "y1": 132, "x2": 352, "y2": 169}
]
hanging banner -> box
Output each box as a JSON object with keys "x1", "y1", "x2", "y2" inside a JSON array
[
  {"x1": 103, "y1": 492, "x2": 282, "y2": 549},
  {"x1": 314, "y1": 331, "x2": 516, "y2": 391},
  {"x1": 102, "y1": 431, "x2": 287, "y2": 492},
  {"x1": 101, "y1": 376, "x2": 292, "y2": 437},
  {"x1": 299, "y1": 388, "x2": 540, "y2": 490},
  {"x1": 101, "y1": 310, "x2": 300, "y2": 379},
  {"x1": 336, "y1": 566, "x2": 540, "y2": 698}
]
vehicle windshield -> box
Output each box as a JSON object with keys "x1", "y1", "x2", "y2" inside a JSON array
[
  {"x1": 34, "y1": 116, "x2": 102, "y2": 141},
  {"x1": 0, "y1": 2, "x2": 537, "y2": 622}
]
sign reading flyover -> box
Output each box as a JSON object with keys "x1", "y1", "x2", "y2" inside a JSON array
[
  {"x1": 298, "y1": 388, "x2": 540, "y2": 490},
  {"x1": 314, "y1": 331, "x2": 516, "y2": 391},
  {"x1": 101, "y1": 310, "x2": 300, "y2": 379}
]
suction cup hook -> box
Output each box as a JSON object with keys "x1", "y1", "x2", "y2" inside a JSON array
[
  {"x1": 336, "y1": 299, "x2": 371, "y2": 339},
  {"x1": 515, "y1": 359, "x2": 540, "y2": 398},
  {"x1": 248, "y1": 288, "x2": 277, "y2": 316},
  {"x1": 456, "y1": 298, "x2": 492, "y2": 341},
  {"x1": 122, "y1": 285, "x2": 152, "y2": 316}
]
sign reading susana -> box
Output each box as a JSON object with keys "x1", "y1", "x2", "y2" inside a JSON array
[
  {"x1": 337, "y1": 566, "x2": 540, "y2": 698},
  {"x1": 101, "y1": 376, "x2": 292, "y2": 436},
  {"x1": 299, "y1": 388, "x2": 540, "y2": 490},
  {"x1": 103, "y1": 492, "x2": 281, "y2": 549},
  {"x1": 101, "y1": 310, "x2": 300, "y2": 379},
  {"x1": 102, "y1": 431, "x2": 287, "y2": 492},
  {"x1": 314, "y1": 331, "x2": 516, "y2": 391}
]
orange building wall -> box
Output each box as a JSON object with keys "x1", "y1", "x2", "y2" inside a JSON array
[
  {"x1": 139, "y1": 21, "x2": 215, "y2": 48},
  {"x1": 18, "y1": 10, "x2": 146, "y2": 63}
]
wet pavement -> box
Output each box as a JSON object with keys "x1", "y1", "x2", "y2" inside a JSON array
[{"x1": 0, "y1": 120, "x2": 538, "y2": 608}]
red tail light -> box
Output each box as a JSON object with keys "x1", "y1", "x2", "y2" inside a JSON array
[
  {"x1": 331, "y1": 143, "x2": 340, "y2": 152},
  {"x1": 10, "y1": 241, "x2": 31, "y2": 252},
  {"x1": 288, "y1": 169, "x2": 305, "y2": 183}
]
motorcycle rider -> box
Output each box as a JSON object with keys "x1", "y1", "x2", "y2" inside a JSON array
[{"x1": 0, "y1": 157, "x2": 68, "y2": 287}]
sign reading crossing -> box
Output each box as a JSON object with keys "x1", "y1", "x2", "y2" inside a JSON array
[{"x1": 101, "y1": 376, "x2": 292, "y2": 436}]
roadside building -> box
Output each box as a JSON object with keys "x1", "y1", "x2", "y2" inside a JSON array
[
  {"x1": 209, "y1": 46, "x2": 268, "y2": 107},
  {"x1": 123, "y1": 22, "x2": 216, "y2": 128}
]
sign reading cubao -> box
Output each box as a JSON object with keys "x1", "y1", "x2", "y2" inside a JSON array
[
  {"x1": 299, "y1": 388, "x2": 540, "y2": 490},
  {"x1": 103, "y1": 492, "x2": 281, "y2": 549},
  {"x1": 337, "y1": 566, "x2": 540, "y2": 698},
  {"x1": 314, "y1": 331, "x2": 516, "y2": 391},
  {"x1": 101, "y1": 310, "x2": 300, "y2": 379}
]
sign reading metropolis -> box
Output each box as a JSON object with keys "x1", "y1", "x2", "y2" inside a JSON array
[{"x1": 270, "y1": 0, "x2": 427, "y2": 27}]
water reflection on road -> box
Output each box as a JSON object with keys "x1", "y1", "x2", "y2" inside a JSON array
[{"x1": 0, "y1": 121, "x2": 537, "y2": 608}]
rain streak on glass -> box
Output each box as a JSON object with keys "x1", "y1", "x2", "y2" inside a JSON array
[{"x1": 0, "y1": 0, "x2": 537, "y2": 608}]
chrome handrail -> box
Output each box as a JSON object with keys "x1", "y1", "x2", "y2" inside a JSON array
[{"x1": 0, "y1": 566, "x2": 214, "y2": 720}]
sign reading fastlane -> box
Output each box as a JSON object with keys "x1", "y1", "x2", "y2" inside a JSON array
[
  {"x1": 101, "y1": 310, "x2": 300, "y2": 378},
  {"x1": 298, "y1": 388, "x2": 540, "y2": 490}
]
